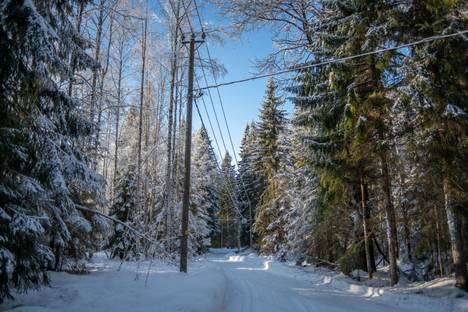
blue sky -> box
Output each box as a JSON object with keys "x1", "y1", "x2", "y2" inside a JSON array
[
  {"x1": 190, "y1": 3, "x2": 283, "y2": 163},
  {"x1": 149, "y1": 2, "x2": 292, "y2": 164},
  {"x1": 193, "y1": 27, "x2": 274, "y2": 162},
  {"x1": 148, "y1": 2, "x2": 287, "y2": 163}
]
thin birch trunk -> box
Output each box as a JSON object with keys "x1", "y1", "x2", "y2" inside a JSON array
[
  {"x1": 112, "y1": 38, "x2": 124, "y2": 203},
  {"x1": 90, "y1": 0, "x2": 106, "y2": 166},
  {"x1": 68, "y1": 2, "x2": 85, "y2": 97},
  {"x1": 164, "y1": 1, "x2": 181, "y2": 243},
  {"x1": 136, "y1": 8, "x2": 148, "y2": 217},
  {"x1": 95, "y1": 10, "x2": 114, "y2": 160}
]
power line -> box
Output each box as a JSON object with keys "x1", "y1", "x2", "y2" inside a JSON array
[
  {"x1": 192, "y1": 0, "x2": 204, "y2": 33},
  {"x1": 195, "y1": 29, "x2": 468, "y2": 91},
  {"x1": 194, "y1": 82, "x2": 246, "y2": 224},
  {"x1": 195, "y1": 80, "x2": 254, "y2": 245},
  {"x1": 197, "y1": 81, "x2": 223, "y2": 153},
  {"x1": 194, "y1": 79, "x2": 224, "y2": 161},
  {"x1": 180, "y1": 0, "x2": 195, "y2": 34},
  {"x1": 191, "y1": 0, "x2": 254, "y2": 186},
  {"x1": 197, "y1": 46, "x2": 256, "y2": 240},
  {"x1": 191, "y1": 0, "x2": 255, "y2": 246},
  {"x1": 177, "y1": 0, "x2": 244, "y2": 247},
  {"x1": 181, "y1": 0, "x2": 232, "y2": 166},
  {"x1": 196, "y1": 53, "x2": 255, "y2": 217},
  {"x1": 193, "y1": 99, "x2": 245, "y2": 223},
  {"x1": 196, "y1": 51, "x2": 229, "y2": 155},
  {"x1": 191, "y1": 0, "x2": 244, "y2": 171},
  {"x1": 202, "y1": 47, "x2": 243, "y2": 171}
]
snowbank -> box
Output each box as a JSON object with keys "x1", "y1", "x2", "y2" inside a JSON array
[{"x1": 274, "y1": 258, "x2": 468, "y2": 311}]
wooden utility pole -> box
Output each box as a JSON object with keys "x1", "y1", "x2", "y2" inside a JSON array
[{"x1": 180, "y1": 33, "x2": 204, "y2": 273}]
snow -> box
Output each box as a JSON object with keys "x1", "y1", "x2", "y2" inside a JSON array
[
  {"x1": 443, "y1": 104, "x2": 467, "y2": 118},
  {"x1": 1, "y1": 249, "x2": 466, "y2": 312},
  {"x1": 11, "y1": 215, "x2": 44, "y2": 236},
  {"x1": 0, "y1": 248, "x2": 15, "y2": 275},
  {"x1": 68, "y1": 215, "x2": 92, "y2": 233}
]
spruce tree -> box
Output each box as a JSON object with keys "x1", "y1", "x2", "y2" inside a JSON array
[
  {"x1": 254, "y1": 78, "x2": 287, "y2": 254},
  {"x1": 218, "y1": 153, "x2": 239, "y2": 248},
  {"x1": 190, "y1": 126, "x2": 220, "y2": 252},
  {"x1": 331, "y1": 0, "x2": 397, "y2": 284},
  {"x1": 237, "y1": 123, "x2": 261, "y2": 247},
  {"x1": 0, "y1": 0, "x2": 106, "y2": 301},
  {"x1": 393, "y1": 0, "x2": 468, "y2": 290},
  {"x1": 108, "y1": 103, "x2": 151, "y2": 258},
  {"x1": 284, "y1": 107, "x2": 318, "y2": 263},
  {"x1": 108, "y1": 165, "x2": 138, "y2": 260},
  {"x1": 290, "y1": 0, "x2": 398, "y2": 283}
]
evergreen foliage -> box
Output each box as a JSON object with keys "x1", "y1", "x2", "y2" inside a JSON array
[
  {"x1": 190, "y1": 126, "x2": 220, "y2": 252},
  {"x1": 232, "y1": 0, "x2": 467, "y2": 291},
  {"x1": 1, "y1": 0, "x2": 467, "y2": 301},
  {"x1": 236, "y1": 123, "x2": 261, "y2": 246},
  {"x1": 392, "y1": 0, "x2": 468, "y2": 289},
  {"x1": 0, "y1": 0, "x2": 107, "y2": 301},
  {"x1": 108, "y1": 165, "x2": 138, "y2": 260},
  {"x1": 218, "y1": 153, "x2": 239, "y2": 248},
  {"x1": 253, "y1": 78, "x2": 287, "y2": 254}
]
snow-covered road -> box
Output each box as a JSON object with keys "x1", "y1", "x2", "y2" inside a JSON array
[
  {"x1": 1, "y1": 249, "x2": 466, "y2": 312},
  {"x1": 208, "y1": 251, "x2": 460, "y2": 312}
]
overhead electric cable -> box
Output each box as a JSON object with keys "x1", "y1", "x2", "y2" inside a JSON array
[
  {"x1": 191, "y1": 0, "x2": 255, "y2": 241},
  {"x1": 196, "y1": 54, "x2": 229, "y2": 154},
  {"x1": 194, "y1": 99, "x2": 245, "y2": 223},
  {"x1": 194, "y1": 79, "x2": 224, "y2": 161},
  {"x1": 195, "y1": 30, "x2": 468, "y2": 91}
]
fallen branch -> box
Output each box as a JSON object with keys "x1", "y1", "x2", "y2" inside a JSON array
[{"x1": 76, "y1": 205, "x2": 162, "y2": 246}]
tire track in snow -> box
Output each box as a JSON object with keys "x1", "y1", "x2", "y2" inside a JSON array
[
  {"x1": 206, "y1": 250, "x2": 454, "y2": 312},
  {"x1": 209, "y1": 252, "x2": 312, "y2": 312}
]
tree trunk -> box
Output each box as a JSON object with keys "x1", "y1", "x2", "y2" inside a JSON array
[
  {"x1": 434, "y1": 206, "x2": 445, "y2": 277},
  {"x1": 136, "y1": 8, "x2": 148, "y2": 218},
  {"x1": 380, "y1": 152, "x2": 399, "y2": 286},
  {"x1": 112, "y1": 39, "x2": 124, "y2": 203},
  {"x1": 443, "y1": 172, "x2": 467, "y2": 291},
  {"x1": 360, "y1": 176, "x2": 373, "y2": 279},
  {"x1": 164, "y1": 1, "x2": 181, "y2": 234},
  {"x1": 89, "y1": 0, "x2": 106, "y2": 168},
  {"x1": 95, "y1": 10, "x2": 114, "y2": 161},
  {"x1": 102, "y1": 110, "x2": 112, "y2": 210}
]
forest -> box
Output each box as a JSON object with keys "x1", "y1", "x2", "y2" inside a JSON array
[{"x1": 0, "y1": 0, "x2": 467, "y2": 311}]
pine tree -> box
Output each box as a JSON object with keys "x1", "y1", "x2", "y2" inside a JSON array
[{"x1": 0, "y1": 0, "x2": 106, "y2": 301}]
